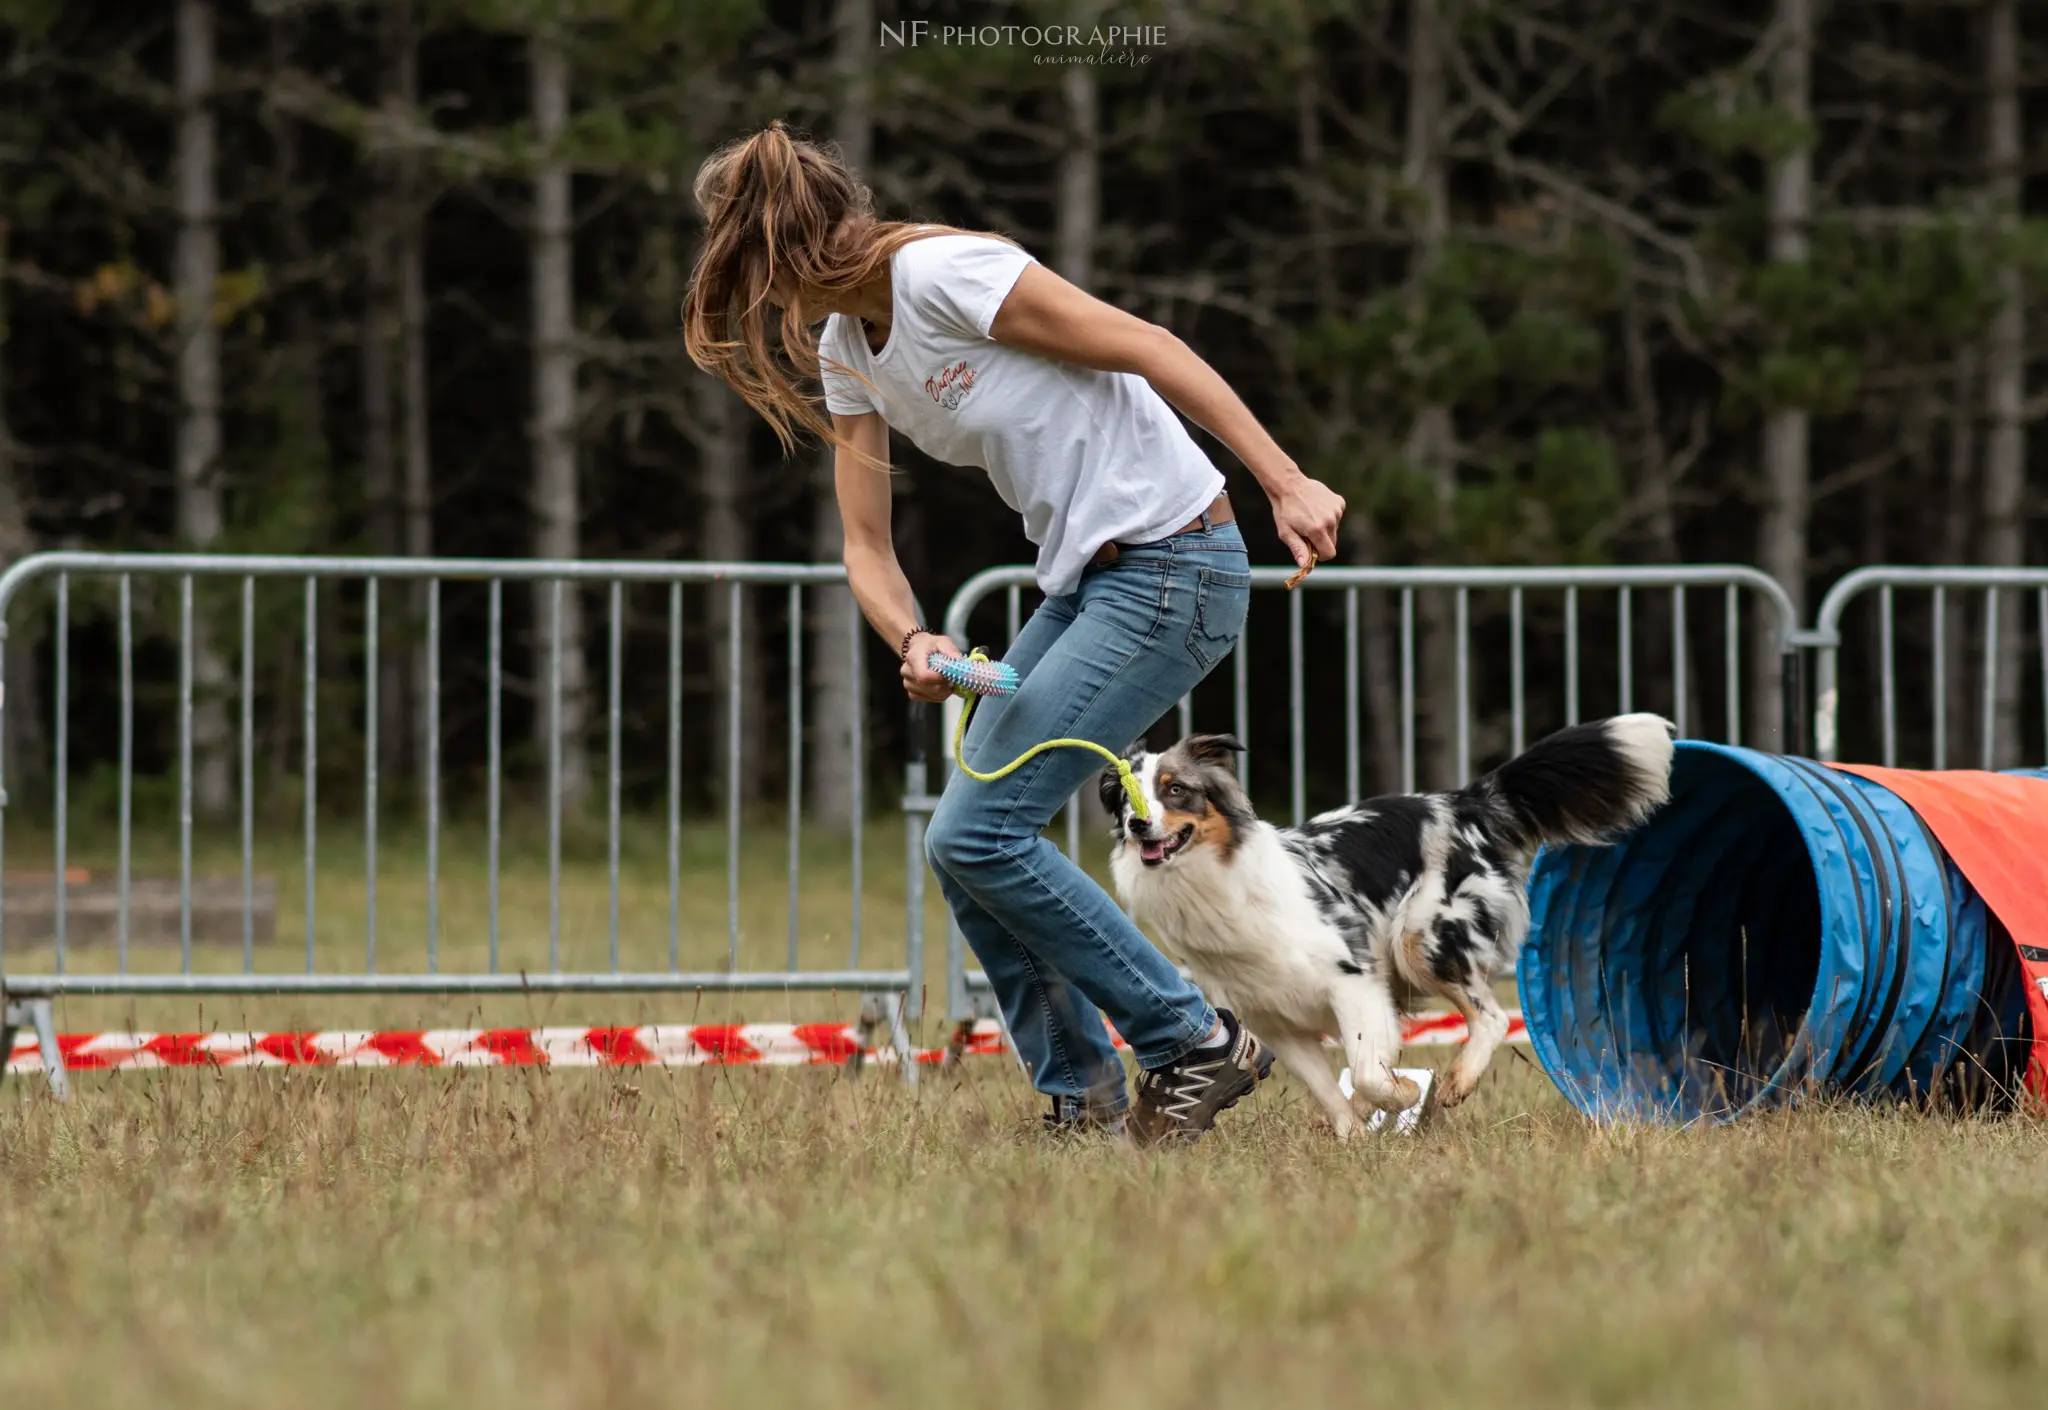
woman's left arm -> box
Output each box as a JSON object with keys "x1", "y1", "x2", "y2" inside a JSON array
[{"x1": 988, "y1": 263, "x2": 1345, "y2": 571}]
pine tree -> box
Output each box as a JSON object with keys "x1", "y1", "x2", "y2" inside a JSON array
[
  {"x1": 360, "y1": 0, "x2": 406, "y2": 782},
  {"x1": 526, "y1": 20, "x2": 590, "y2": 813},
  {"x1": 1755, "y1": 0, "x2": 1813, "y2": 748},
  {"x1": 1980, "y1": 0, "x2": 2026, "y2": 766},
  {"x1": 805, "y1": 0, "x2": 873, "y2": 829},
  {"x1": 176, "y1": 0, "x2": 234, "y2": 814},
  {"x1": 1288, "y1": 1, "x2": 1403, "y2": 793},
  {"x1": 0, "y1": 0, "x2": 59, "y2": 799}
]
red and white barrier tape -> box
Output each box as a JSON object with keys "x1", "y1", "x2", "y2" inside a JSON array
[{"x1": 5, "y1": 1010, "x2": 1525, "y2": 1075}]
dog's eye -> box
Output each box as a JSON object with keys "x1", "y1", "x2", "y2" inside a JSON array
[{"x1": 1166, "y1": 783, "x2": 1186, "y2": 799}]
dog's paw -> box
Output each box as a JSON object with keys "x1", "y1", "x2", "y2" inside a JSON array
[
  {"x1": 1384, "y1": 1073, "x2": 1423, "y2": 1111},
  {"x1": 1349, "y1": 1070, "x2": 1422, "y2": 1115},
  {"x1": 1308, "y1": 1110, "x2": 1359, "y2": 1142},
  {"x1": 1437, "y1": 1070, "x2": 1479, "y2": 1108}
]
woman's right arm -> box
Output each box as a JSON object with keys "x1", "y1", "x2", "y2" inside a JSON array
[{"x1": 833, "y1": 410, "x2": 960, "y2": 702}]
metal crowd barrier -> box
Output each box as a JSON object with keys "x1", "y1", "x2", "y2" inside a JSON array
[
  {"x1": 16, "y1": 551, "x2": 2039, "y2": 1092},
  {"x1": 1811, "y1": 567, "x2": 2048, "y2": 769},
  {"x1": 926, "y1": 563, "x2": 1802, "y2": 1022},
  {"x1": 0, "y1": 553, "x2": 931, "y2": 1095}
]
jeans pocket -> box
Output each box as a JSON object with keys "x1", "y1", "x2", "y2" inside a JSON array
[{"x1": 1186, "y1": 565, "x2": 1252, "y2": 671}]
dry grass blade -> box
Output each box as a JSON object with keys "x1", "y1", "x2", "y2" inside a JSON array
[{"x1": 4, "y1": 1054, "x2": 2046, "y2": 1407}]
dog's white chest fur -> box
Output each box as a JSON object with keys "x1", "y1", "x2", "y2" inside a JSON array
[{"x1": 1110, "y1": 824, "x2": 1351, "y2": 1031}]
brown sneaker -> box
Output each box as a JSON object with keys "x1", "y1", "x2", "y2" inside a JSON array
[{"x1": 1127, "y1": 1010, "x2": 1273, "y2": 1147}]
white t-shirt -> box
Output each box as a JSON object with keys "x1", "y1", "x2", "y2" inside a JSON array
[{"x1": 817, "y1": 232, "x2": 1225, "y2": 597}]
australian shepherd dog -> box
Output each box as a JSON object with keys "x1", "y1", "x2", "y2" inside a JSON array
[{"x1": 1102, "y1": 715, "x2": 1675, "y2": 1138}]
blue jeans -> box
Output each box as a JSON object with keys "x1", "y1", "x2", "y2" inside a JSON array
[{"x1": 925, "y1": 517, "x2": 1253, "y2": 1111}]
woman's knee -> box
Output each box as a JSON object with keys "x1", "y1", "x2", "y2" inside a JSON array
[
  {"x1": 925, "y1": 793, "x2": 1010, "y2": 877},
  {"x1": 922, "y1": 810, "x2": 959, "y2": 876}
]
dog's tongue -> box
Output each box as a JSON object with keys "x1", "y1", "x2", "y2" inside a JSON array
[{"x1": 1139, "y1": 836, "x2": 1168, "y2": 861}]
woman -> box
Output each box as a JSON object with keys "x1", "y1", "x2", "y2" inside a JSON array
[{"x1": 683, "y1": 122, "x2": 1344, "y2": 1145}]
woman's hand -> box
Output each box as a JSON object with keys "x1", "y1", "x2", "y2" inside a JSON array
[
  {"x1": 1268, "y1": 475, "x2": 1346, "y2": 573},
  {"x1": 900, "y1": 630, "x2": 966, "y2": 703}
]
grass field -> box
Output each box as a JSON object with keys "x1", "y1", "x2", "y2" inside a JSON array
[
  {"x1": 4, "y1": 1054, "x2": 2047, "y2": 1406},
  {"x1": 5, "y1": 821, "x2": 2048, "y2": 1405}
]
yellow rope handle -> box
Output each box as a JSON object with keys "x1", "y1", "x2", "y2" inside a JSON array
[{"x1": 948, "y1": 651, "x2": 1151, "y2": 822}]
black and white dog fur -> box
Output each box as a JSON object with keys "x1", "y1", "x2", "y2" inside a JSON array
[{"x1": 1103, "y1": 715, "x2": 1675, "y2": 1138}]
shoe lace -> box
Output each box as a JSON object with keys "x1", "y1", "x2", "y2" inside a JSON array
[{"x1": 1138, "y1": 1053, "x2": 1225, "y2": 1123}]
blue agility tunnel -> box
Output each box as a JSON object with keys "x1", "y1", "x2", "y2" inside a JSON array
[{"x1": 1518, "y1": 743, "x2": 2041, "y2": 1123}]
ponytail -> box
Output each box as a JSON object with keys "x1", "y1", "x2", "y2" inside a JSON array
[{"x1": 681, "y1": 121, "x2": 1017, "y2": 464}]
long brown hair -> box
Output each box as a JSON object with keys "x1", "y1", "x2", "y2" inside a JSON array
[{"x1": 681, "y1": 121, "x2": 1015, "y2": 462}]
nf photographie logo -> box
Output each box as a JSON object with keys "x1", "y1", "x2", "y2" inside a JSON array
[{"x1": 879, "y1": 21, "x2": 1167, "y2": 64}]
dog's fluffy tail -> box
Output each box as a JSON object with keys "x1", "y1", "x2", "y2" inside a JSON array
[{"x1": 1471, "y1": 713, "x2": 1675, "y2": 849}]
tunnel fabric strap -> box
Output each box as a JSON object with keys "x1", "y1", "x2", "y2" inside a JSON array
[{"x1": 1832, "y1": 765, "x2": 2048, "y2": 1106}]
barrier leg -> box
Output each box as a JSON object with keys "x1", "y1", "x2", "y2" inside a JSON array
[
  {"x1": 887, "y1": 989, "x2": 919, "y2": 1087},
  {"x1": 851, "y1": 991, "x2": 883, "y2": 1074},
  {"x1": 853, "y1": 990, "x2": 920, "y2": 1085},
  {"x1": 4, "y1": 998, "x2": 68, "y2": 1100},
  {"x1": 1780, "y1": 648, "x2": 1807, "y2": 756}
]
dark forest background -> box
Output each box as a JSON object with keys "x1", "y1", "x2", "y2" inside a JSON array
[{"x1": 0, "y1": 0, "x2": 2044, "y2": 830}]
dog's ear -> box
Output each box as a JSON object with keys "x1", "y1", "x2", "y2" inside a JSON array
[
  {"x1": 1098, "y1": 762, "x2": 1128, "y2": 818},
  {"x1": 1184, "y1": 734, "x2": 1246, "y2": 766}
]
